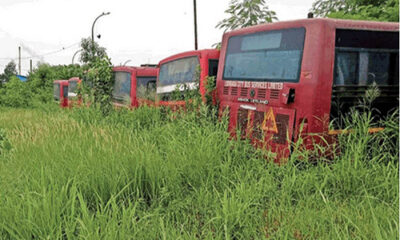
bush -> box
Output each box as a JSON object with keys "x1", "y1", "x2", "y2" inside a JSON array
[{"x1": 0, "y1": 76, "x2": 32, "y2": 108}]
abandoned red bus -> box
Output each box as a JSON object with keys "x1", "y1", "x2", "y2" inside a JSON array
[
  {"x1": 217, "y1": 18, "x2": 399, "y2": 160},
  {"x1": 53, "y1": 80, "x2": 69, "y2": 108},
  {"x1": 112, "y1": 66, "x2": 158, "y2": 108},
  {"x1": 156, "y1": 49, "x2": 220, "y2": 108},
  {"x1": 67, "y1": 77, "x2": 82, "y2": 107}
]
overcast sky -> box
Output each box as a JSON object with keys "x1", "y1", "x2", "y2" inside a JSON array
[{"x1": 0, "y1": 0, "x2": 315, "y2": 75}]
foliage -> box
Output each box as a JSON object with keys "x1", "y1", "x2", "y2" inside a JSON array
[
  {"x1": 85, "y1": 57, "x2": 113, "y2": 116},
  {"x1": 311, "y1": 0, "x2": 399, "y2": 22},
  {"x1": 0, "y1": 105, "x2": 397, "y2": 239},
  {"x1": 0, "y1": 62, "x2": 84, "y2": 108},
  {"x1": 216, "y1": 0, "x2": 278, "y2": 32},
  {"x1": 205, "y1": 76, "x2": 217, "y2": 107},
  {"x1": 0, "y1": 76, "x2": 32, "y2": 108},
  {"x1": 0, "y1": 128, "x2": 11, "y2": 155},
  {"x1": 26, "y1": 63, "x2": 84, "y2": 104},
  {"x1": 311, "y1": 0, "x2": 350, "y2": 17},
  {"x1": 0, "y1": 38, "x2": 109, "y2": 110},
  {"x1": 0, "y1": 61, "x2": 17, "y2": 84},
  {"x1": 79, "y1": 37, "x2": 108, "y2": 64}
]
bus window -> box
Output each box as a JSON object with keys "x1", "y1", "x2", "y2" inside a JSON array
[
  {"x1": 332, "y1": 29, "x2": 399, "y2": 125},
  {"x1": 158, "y1": 56, "x2": 199, "y2": 87},
  {"x1": 112, "y1": 72, "x2": 131, "y2": 101},
  {"x1": 68, "y1": 80, "x2": 78, "y2": 95},
  {"x1": 223, "y1": 28, "x2": 305, "y2": 82},
  {"x1": 54, "y1": 83, "x2": 60, "y2": 100},
  {"x1": 137, "y1": 76, "x2": 157, "y2": 99},
  {"x1": 334, "y1": 52, "x2": 358, "y2": 85},
  {"x1": 334, "y1": 30, "x2": 399, "y2": 86}
]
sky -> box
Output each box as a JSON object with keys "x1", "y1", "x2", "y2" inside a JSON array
[{"x1": 0, "y1": 0, "x2": 315, "y2": 75}]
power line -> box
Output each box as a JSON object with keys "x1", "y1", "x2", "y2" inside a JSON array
[{"x1": 0, "y1": 42, "x2": 81, "y2": 61}]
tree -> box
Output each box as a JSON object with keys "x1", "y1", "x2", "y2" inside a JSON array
[
  {"x1": 79, "y1": 37, "x2": 108, "y2": 64},
  {"x1": 311, "y1": 0, "x2": 399, "y2": 22},
  {"x1": 216, "y1": 0, "x2": 278, "y2": 32},
  {"x1": 311, "y1": 0, "x2": 349, "y2": 17},
  {"x1": 0, "y1": 61, "x2": 18, "y2": 84}
]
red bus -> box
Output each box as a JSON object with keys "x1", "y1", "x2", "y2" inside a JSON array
[
  {"x1": 112, "y1": 66, "x2": 158, "y2": 108},
  {"x1": 156, "y1": 49, "x2": 220, "y2": 108},
  {"x1": 217, "y1": 18, "x2": 399, "y2": 160},
  {"x1": 53, "y1": 80, "x2": 69, "y2": 108}
]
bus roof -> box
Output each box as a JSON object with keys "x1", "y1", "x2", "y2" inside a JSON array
[
  {"x1": 223, "y1": 18, "x2": 399, "y2": 39},
  {"x1": 112, "y1": 66, "x2": 158, "y2": 77},
  {"x1": 68, "y1": 77, "x2": 81, "y2": 82},
  {"x1": 53, "y1": 80, "x2": 68, "y2": 84},
  {"x1": 158, "y1": 49, "x2": 220, "y2": 66}
]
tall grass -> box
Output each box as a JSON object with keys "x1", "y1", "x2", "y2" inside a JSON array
[{"x1": 0, "y1": 104, "x2": 398, "y2": 239}]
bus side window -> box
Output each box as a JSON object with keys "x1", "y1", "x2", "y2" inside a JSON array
[
  {"x1": 334, "y1": 29, "x2": 398, "y2": 86},
  {"x1": 331, "y1": 29, "x2": 399, "y2": 126},
  {"x1": 367, "y1": 52, "x2": 390, "y2": 85},
  {"x1": 208, "y1": 59, "x2": 219, "y2": 77},
  {"x1": 334, "y1": 52, "x2": 358, "y2": 85}
]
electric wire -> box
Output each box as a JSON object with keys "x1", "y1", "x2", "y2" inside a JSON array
[{"x1": 0, "y1": 42, "x2": 81, "y2": 61}]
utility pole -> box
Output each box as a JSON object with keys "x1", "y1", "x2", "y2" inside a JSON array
[
  {"x1": 18, "y1": 46, "x2": 21, "y2": 75},
  {"x1": 30, "y1": 59, "x2": 32, "y2": 73},
  {"x1": 193, "y1": 0, "x2": 198, "y2": 50}
]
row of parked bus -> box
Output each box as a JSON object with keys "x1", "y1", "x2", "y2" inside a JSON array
[{"x1": 54, "y1": 18, "x2": 399, "y2": 159}]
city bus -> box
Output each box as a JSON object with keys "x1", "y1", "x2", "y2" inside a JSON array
[
  {"x1": 156, "y1": 49, "x2": 220, "y2": 108},
  {"x1": 112, "y1": 66, "x2": 158, "y2": 108},
  {"x1": 53, "y1": 80, "x2": 69, "y2": 108},
  {"x1": 216, "y1": 18, "x2": 399, "y2": 160}
]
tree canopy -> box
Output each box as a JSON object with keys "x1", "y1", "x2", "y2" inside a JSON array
[
  {"x1": 311, "y1": 0, "x2": 399, "y2": 22},
  {"x1": 79, "y1": 37, "x2": 108, "y2": 64},
  {"x1": 0, "y1": 61, "x2": 17, "y2": 84},
  {"x1": 216, "y1": 0, "x2": 278, "y2": 32}
]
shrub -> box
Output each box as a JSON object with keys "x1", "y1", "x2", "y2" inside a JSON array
[{"x1": 0, "y1": 76, "x2": 32, "y2": 108}]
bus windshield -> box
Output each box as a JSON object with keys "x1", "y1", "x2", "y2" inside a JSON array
[
  {"x1": 158, "y1": 56, "x2": 199, "y2": 87},
  {"x1": 112, "y1": 72, "x2": 131, "y2": 101},
  {"x1": 53, "y1": 83, "x2": 60, "y2": 100},
  {"x1": 223, "y1": 28, "x2": 305, "y2": 82},
  {"x1": 68, "y1": 81, "x2": 78, "y2": 97}
]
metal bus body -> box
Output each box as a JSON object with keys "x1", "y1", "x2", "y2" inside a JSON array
[
  {"x1": 53, "y1": 80, "x2": 69, "y2": 108},
  {"x1": 156, "y1": 49, "x2": 220, "y2": 108},
  {"x1": 112, "y1": 66, "x2": 158, "y2": 108},
  {"x1": 217, "y1": 18, "x2": 399, "y2": 160}
]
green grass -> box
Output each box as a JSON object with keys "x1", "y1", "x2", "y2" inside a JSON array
[{"x1": 0, "y1": 105, "x2": 398, "y2": 239}]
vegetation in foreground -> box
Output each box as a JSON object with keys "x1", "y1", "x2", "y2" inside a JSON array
[{"x1": 0, "y1": 104, "x2": 398, "y2": 239}]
